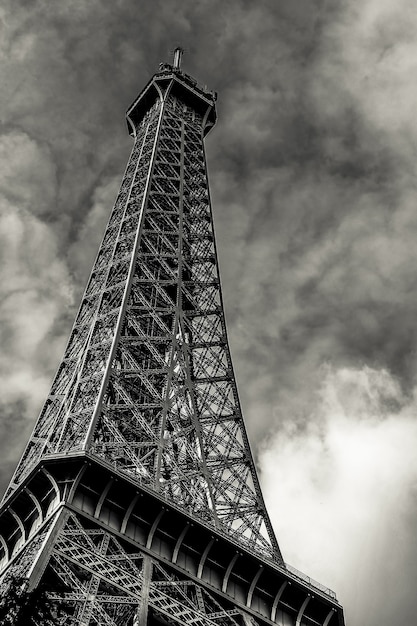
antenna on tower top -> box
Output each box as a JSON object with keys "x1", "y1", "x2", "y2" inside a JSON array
[{"x1": 173, "y1": 47, "x2": 184, "y2": 69}]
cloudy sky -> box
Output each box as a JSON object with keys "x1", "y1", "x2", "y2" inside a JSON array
[{"x1": 1, "y1": 1, "x2": 417, "y2": 624}]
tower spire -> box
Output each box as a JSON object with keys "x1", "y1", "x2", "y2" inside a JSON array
[{"x1": 173, "y1": 46, "x2": 184, "y2": 69}]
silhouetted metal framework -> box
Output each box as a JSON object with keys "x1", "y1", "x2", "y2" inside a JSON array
[{"x1": 0, "y1": 55, "x2": 345, "y2": 626}]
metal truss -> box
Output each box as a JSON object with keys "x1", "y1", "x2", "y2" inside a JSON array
[
  {"x1": 20, "y1": 510, "x2": 255, "y2": 626},
  {"x1": 4, "y1": 75, "x2": 280, "y2": 563}
]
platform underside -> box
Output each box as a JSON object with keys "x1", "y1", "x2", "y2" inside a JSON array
[{"x1": 0, "y1": 457, "x2": 343, "y2": 626}]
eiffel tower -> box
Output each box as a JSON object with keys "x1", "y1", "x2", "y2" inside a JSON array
[{"x1": 0, "y1": 50, "x2": 344, "y2": 626}]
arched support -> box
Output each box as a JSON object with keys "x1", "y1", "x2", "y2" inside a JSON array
[
  {"x1": 146, "y1": 509, "x2": 165, "y2": 549},
  {"x1": 68, "y1": 464, "x2": 87, "y2": 503},
  {"x1": 172, "y1": 523, "x2": 189, "y2": 565},
  {"x1": 94, "y1": 477, "x2": 114, "y2": 518},
  {"x1": 271, "y1": 580, "x2": 288, "y2": 622},
  {"x1": 9, "y1": 507, "x2": 26, "y2": 540},
  {"x1": 153, "y1": 81, "x2": 164, "y2": 101},
  {"x1": 296, "y1": 595, "x2": 311, "y2": 626},
  {"x1": 25, "y1": 488, "x2": 43, "y2": 522},
  {"x1": 0, "y1": 534, "x2": 9, "y2": 562},
  {"x1": 197, "y1": 537, "x2": 215, "y2": 579},
  {"x1": 323, "y1": 608, "x2": 336, "y2": 626},
  {"x1": 121, "y1": 494, "x2": 140, "y2": 534},
  {"x1": 126, "y1": 115, "x2": 137, "y2": 138},
  {"x1": 126, "y1": 79, "x2": 164, "y2": 138},
  {"x1": 41, "y1": 467, "x2": 60, "y2": 502},
  {"x1": 222, "y1": 552, "x2": 239, "y2": 593},
  {"x1": 202, "y1": 104, "x2": 215, "y2": 135},
  {"x1": 246, "y1": 565, "x2": 263, "y2": 608}
]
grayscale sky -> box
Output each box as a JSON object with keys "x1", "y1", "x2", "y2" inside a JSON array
[{"x1": 1, "y1": 1, "x2": 417, "y2": 624}]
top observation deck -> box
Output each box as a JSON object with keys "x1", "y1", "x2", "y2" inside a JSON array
[{"x1": 126, "y1": 48, "x2": 217, "y2": 137}]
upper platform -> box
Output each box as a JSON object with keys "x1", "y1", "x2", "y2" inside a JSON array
[{"x1": 126, "y1": 54, "x2": 217, "y2": 137}]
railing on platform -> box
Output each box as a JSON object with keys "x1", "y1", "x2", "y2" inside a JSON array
[{"x1": 285, "y1": 563, "x2": 337, "y2": 600}]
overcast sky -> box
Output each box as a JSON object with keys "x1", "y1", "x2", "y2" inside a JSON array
[{"x1": 1, "y1": 1, "x2": 417, "y2": 624}]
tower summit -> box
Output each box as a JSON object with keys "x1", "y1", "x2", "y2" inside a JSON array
[{"x1": 0, "y1": 55, "x2": 344, "y2": 626}]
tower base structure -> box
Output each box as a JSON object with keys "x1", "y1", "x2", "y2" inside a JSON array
[{"x1": 0, "y1": 456, "x2": 343, "y2": 625}]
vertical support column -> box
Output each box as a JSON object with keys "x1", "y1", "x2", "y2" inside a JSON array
[
  {"x1": 135, "y1": 555, "x2": 153, "y2": 625},
  {"x1": 79, "y1": 532, "x2": 111, "y2": 626}
]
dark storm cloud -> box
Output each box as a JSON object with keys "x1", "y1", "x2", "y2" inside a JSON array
[
  {"x1": 1, "y1": 1, "x2": 417, "y2": 624},
  {"x1": 208, "y1": 0, "x2": 417, "y2": 440}
]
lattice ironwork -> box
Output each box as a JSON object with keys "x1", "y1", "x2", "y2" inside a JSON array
[
  {"x1": 19, "y1": 511, "x2": 253, "y2": 626},
  {"x1": 3, "y1": 64, "x2": 280, "y2": 564}
]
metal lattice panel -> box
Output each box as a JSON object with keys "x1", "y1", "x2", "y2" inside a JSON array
[
  {"x1": 0, "y1": 521, "x2": 53, "y2": 596},
  {"x1": 41, "y1": 511, "x2": 253, "y2": 626},
  {"x1": 5, "y1": 99, "x2": 163, "y2": 493}
]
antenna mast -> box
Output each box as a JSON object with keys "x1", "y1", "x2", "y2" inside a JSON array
[{"x1": 173, "y1": 46, "x2": 184, "y2": 69}]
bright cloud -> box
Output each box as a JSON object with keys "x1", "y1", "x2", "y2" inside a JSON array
[{"x1": 261, "y1": 365, "x2": 417, "y2": 624}]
